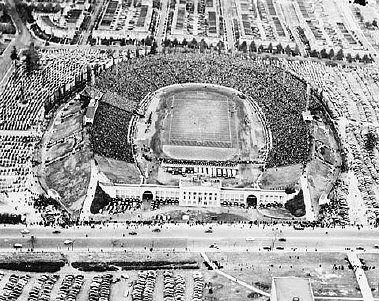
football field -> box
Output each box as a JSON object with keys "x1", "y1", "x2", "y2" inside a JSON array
[{"x1": 168, "y1": 91, "x2": 235, "y2": 148}]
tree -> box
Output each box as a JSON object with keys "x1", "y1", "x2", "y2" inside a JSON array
[
  {"x1": 373, "y1": 19, "x2": 378, "y2": 28},
  {"x1": 309, "y1": 49, "x2": 318, "y2": 58},
  {"x1": 24, "y1": 42, "x2": 40, "y2": 74},
  {"x1": 346, "y1": 53, "x2": 353, "y2": 63},
  {"x1": 199, "y1": 39, "x2": 207, "y2": 53},
  {"x1": 150, "y1": 41, "x2": 158, "y2": 55},
  {"x1": 365, "y1": 132, "x2": 377, "y2": 151},
  {"x1": 267, "y1": 42, "x2": 273, "y2": 53},
  {"x1": 335, "y1": 48, "x2": 344, "y2": 61},
  {"x1": 172, "y1": 38, "x2": 179, "y2": 47},
  {"x1": 189, "y1": 38, "x2": 198, "y2": 49},
  {"x1": 10, "y1": 46, "x2": 19, "y2": 66},
  {"x1": 276, "y1": 43, "x2": 283, "y2": 54},
  {"x1": 145, "y1": 35, "x2": 153, "y2": 46},
  {"x1": 319, "y1": 48, "x2": 327, "y2": 59},
  {"x1": 355, "y1": 53, "x2": 361, "y2": 62},
  {"x1": 258, "y1": 44, "x2": 264, "y2": 53},
  {"x1": 135, "y1": 48, "x2": 140, "y2": 58},
  {"x1": 328, "y1": 48, "x2": 335, "y2": 60},
  {"x1": 249, "y1": 40, "x2": 257, "y2": 53},
  {"x1": 217, "y1": 40, "x2": 224, "y2": 55},
  {"x1": 293, "y1": 45, "x2": 300, "y2": 56},
  {"x1": 284, "y1": 45, "x2": 291, "y2": 56},
  {"x1": 362, "y1": 54, "x2": 370, "y2": 63},
  {"x1": 285, "y1": 190, "x2": 305, "y2": 217},
  {"x1": 163, "y1": 37, "x2": 171, "y2": 47},
  {"x1": 240, "y1": 41, "x2": 247, "y2": 53},
  {"x1": 181, "y1": 38, "x2": 187, "y2": 47}
]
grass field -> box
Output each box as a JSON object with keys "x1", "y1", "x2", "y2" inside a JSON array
[
  {"x1": 358, "y1": 253, "x2": 379, "y2": 297},
  {"x1": 95, "y1": 155, "x2": 141, "y2": 184},
  {"x1": 168, "y1": 91, "x2": 233, "y2": 147},
  {"x1": 260, "y1": 164, "x2": 303, "y2": 190},
  {"x1": 44, "y1": 100, "x2": 91, "y2": 217}
]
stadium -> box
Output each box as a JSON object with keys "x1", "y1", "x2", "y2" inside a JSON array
[{"x1": 90, "y1": 52, "x2": 317, "y2": 218}]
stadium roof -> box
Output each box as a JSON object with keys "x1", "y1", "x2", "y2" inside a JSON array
[{"x1": 272, "y1": 277, "x2": 314, "y2": 301}]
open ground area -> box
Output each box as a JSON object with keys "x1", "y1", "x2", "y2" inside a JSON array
[
  {"x1": 43, "y1": 99, "x2": 91, "y2": 217},
  {"x1": 207, "y1": 252, "x2": 360, "y2": 297}
]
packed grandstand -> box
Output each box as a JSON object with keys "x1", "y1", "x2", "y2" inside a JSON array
[{"x1": 93, "y1": 53, "x2": 311, "y2": 169}]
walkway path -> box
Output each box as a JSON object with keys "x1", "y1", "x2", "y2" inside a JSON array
[
  {"x1": 300, "y1": 174, "x2": 316, "y2": 221},
  {"x1": 80, "y1": 159, "x2": 98, "y2": 221},
  {"x1": 200, "y1": 252, "x2": 270, "y2": 297},
  {"x1": 346, "y1": 251, "x2": 374, "y2": 301}
]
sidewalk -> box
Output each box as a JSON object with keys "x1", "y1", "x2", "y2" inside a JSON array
[
  {"x1": 80, "y1": 159, "x2": 98, "y2": 221},
  {"x1": 347, "y1": 251, "x2": 374, "y2": 301},
  {"x1": 200, "y1": 252, "x2": 270, "y2": 297}
]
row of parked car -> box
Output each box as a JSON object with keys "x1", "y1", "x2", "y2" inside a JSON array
[
  {"x1": 89, "y1": 274, "x2": 113, "y2": 301},
  {"x1": 56, "y1": 275, "x2": 84, "y2": 301},
  {"x1": 0, "y1": 274, "x2": 30, "y2": 301},
  {"x1": 150, "y1": 199, "x2": 179, "y2": 211},
  {"x1": 105, "y1": 198, "x2": 142, "y2": 215},
  {"x1": 131, "y1": 271, "x2": 157, "y2": 301},
  {"x1": 28, "y1": 274, "x2": 59, "y2": 301},
  {"x1": 163, "y1": 271, "x2": 185, "y2": 301},
  {"x1": 192, "y1": 272, "x2": 205, "y2": 301}
]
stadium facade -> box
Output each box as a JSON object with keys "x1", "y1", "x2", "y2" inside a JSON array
[{"x1": 100, "y1": 179, "x2": 291, "y2": 208}]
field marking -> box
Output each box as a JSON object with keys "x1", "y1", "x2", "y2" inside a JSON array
[
  {"x1": 227, "y1": 97, "x2": 232, "y2": 147},
  {"x1": 168, "y1": 96, "x2": 174, "y2": 144}
]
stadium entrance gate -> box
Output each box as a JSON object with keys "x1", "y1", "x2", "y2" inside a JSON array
[
  {"x1": 246, "y1": 195, "x2": 258, "y2": 208},
  {"x1": 142, "y1": 191, "x2": 154, "y2": 201}
]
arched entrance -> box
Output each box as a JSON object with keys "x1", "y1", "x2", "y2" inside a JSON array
[
  {"x1": 142, "y1": 191, "x2": 154, "y2": 201},
  {"x1": 246, "y1": 195, "x2": 258, "y2": 208}
]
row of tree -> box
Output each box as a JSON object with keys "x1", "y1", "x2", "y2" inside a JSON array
[{"x1": 309, "y1": 48, "x2": 374, "y2": 63}]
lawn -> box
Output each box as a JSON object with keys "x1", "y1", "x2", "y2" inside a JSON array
[
  {"x1": 260, "y1": 164, "x2": 303, "y2": 190},
  {"x1": 95, "y1": 154, "x2": 141, "y2": 184},
  {"x1": 358, "y1": 253, "x2": 379, "y2": 297}
]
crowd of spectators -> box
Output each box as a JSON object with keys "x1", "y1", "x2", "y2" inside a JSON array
[
  {"x1": 96, "y1": 53, "x2": 311, "y2": 168},
  {"x1": 90, "y1": 102, "x2": 134, "y2": 162}
]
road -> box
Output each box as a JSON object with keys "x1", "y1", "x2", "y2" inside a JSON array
[
  {"x1": 79, "y1": 0, "x2": 105, "y2": 46},
  {"x1": 220, "y1": 0, "x2": 235, "y2": 52},
  {"x1": 155, "y1": 0, "x2": 169, "y2": 50},
  {"x1": 0, "y1": 0, "x2": 34, "y2": 86},
  {"x1": 2, "y1": 224, "x2": 379, "y2": 252}
]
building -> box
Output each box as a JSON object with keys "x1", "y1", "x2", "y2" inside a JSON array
[
  {"x1": 271, "y1": 277, "x2": 315, "y2": 301},
  {"x1": 100, "y1": 177, "x2": 292, "y2": 208}
]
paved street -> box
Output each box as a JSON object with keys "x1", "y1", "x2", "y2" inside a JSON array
[
  {"x1": 1, "y1": 224, "x2": 379, "y2": 252},
  {"x1": 0, "y1": 0, "x2": 34, "y2": 86}
]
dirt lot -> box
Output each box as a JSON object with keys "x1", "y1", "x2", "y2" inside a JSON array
[{"x1": 206, "y1": 252, "x2": 361, "y2": 297}]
